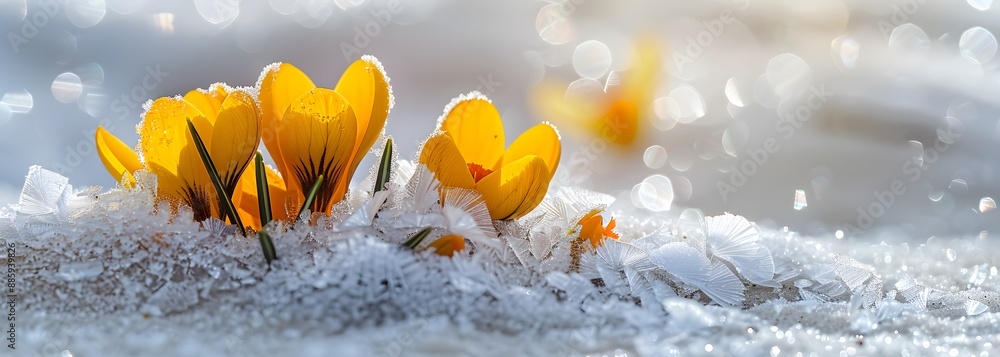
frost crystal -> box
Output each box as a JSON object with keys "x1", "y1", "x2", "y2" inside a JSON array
[{"x1": 5, "y1": 164, "x2": 1000, "y2": 355}]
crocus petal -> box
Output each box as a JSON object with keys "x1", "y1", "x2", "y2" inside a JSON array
[
  {"x1": 497, "y1": 122, "x2": 561, "y2": 176},
  {"x1": 182, "y1": 83, "x2": 229, "y2": 123},
  {"x1": 419, "y1": 133, "x2": 475, "y2": 190},
  {"x1": 258, "y1": 63, "x2": 317, "y2": 181},
  {"x1": 233, "y1": 164, "x2": 289, "y2": 230},
  {"x1": 208, "y1": 90, "x2": 262, "y2": 196},
  {"x1": 429, "y1": 234, "x2": 465, "y2": 257},
  {"x1": 276, "y1": 88, "x2": 357, "y2": 214},
  {"x1": 438, "y1": 94, "x2": 505, "y2": 168},
  {"x1": 138, "y1": 97, "x2": 217, "y2": 220},
  {"x1": 333, "y1": 56, "x2": 392, "y2": 195},
  {"x1": 95, "y1": 126, "x2": 142, "y2": 187},
  {"x1": 475, "y1": 155, "x2": 550, "y2": 220}
]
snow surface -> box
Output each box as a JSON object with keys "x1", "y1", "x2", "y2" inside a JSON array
[{"x1": 3, "y1": 164, "x2": 1000, "y2": 356}]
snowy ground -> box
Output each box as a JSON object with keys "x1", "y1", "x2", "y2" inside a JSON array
[
  {"x1": 3, "y1": 1, "x2": 1000, "y2": 356},
  {"x1": 3, "y1": 165, "x2": 999, "y2": 357}
]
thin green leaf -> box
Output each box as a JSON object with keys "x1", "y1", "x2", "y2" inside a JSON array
[
  {"x1": 295, "y1": 174, "x2": 324, "y2": 223},
  {"x1": 254, "y1": 152, "x2": 272, "y2": 226},
  {"x1": 258, "y1": 229, "x2": 278, "y2": 267},
  {"x1": 402, "y1": 227, "x2": 433, "y2": 249},
  {"x1": 373, "y1": 137, "x2": 393, "y2": 196},
  {"x1": 186, "y1": 119, "x2": 246, "y2": 236}
]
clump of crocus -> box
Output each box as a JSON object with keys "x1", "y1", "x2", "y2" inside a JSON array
[
  {"x1": 257, "y1": 55, "x2": 392, "y2": 216},
  {"x1": 419, "y1": 92, "x2": 561, "y2": 220},
  {"x1": 532, "y1": 37, "x2": 660, "y2": 145},
  {"x1": 95, "y1": 56, "x2": 392, "y2": 228},
  {"x1": 96, "y1": 84, "x2": 262, "y2": 221}
]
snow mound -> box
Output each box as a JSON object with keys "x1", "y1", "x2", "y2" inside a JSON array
[{"x1": 3, "y1": 165, "x2": 1000, "y2": 356}]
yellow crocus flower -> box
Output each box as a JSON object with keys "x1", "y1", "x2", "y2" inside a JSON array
[
  {"x1": 257, "y1": 56, "x2": 392, "y2": 215},
  {"x1": 96, "y1": 84, "x2": 262, "y2": 222},
  {"x1": 428, "y1": 234, "x2": 465, "y2": 257},
  {"x1": 531, "y1": 37, "x2": 661, "y2": 145},
  {"x1": 419, "y1": 92, "x2": 561, "y2": 220}
]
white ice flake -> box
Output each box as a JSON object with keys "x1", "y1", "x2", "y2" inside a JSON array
[
  {"x1": 704, "y1": 261, "x2": 745, "y2": 307},
  {"x1": 704, "y1": 213, "x2": 776, "y2": 286},
  {"x1": 404, "y1": 164, "x2": 440, "y2": 212},
  {"x1": 337, "y1": 190, "x2": 390, "y2": 231},
  {"x1": 649, "y1": 242, "x2": 711, "y2": 288},
  {"x1": 13, "y1": 166, "x2": 73, "y2": 234}
]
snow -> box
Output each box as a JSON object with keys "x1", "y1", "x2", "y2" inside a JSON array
[{"x1": 3, "y1": 165, "x2": 1000, "y2": 356}]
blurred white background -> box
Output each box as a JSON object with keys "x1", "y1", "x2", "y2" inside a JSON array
[{"x1": 1, "y1": 0, "x2": 999, "y2": 238}]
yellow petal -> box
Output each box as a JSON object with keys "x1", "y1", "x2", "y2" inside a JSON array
[
  {"x1": 438, "y1": 94, "x2": 505, "y2": 168},
  {"x1": 334, "y1": 56, "x2": 392, "y2": 195},
  {"x1": 208, "y1": 90, "x2": 262, "y2": 196},
  {"x1": 258, "y1": 63, "x2": 316, "y2": 181},
  {"x1": 182, "y1": 83, "x2": 229, "y2": 123},
  {"x1": 498, "y1": 122, "x2": 561, "y2": 177},
  {"x1": 428, "y1": 234, "x2": 465, "y2": 257},
  {"x1": 234, "y1": 164, "x2": 289, "y2": 230},
  {"x1": 95, "y1": 126, "x2": 142, "y2": 186},
  {"x1": 418, "y1": 133, "x2": 475, "y2": 190},
  {"x1": 475, "y1": 155, "x2": 550, "y2": 220},
  {"x1": 138, "y1": 97, "x2": 217, "y2": 220},
  {"x1": 276, "y1": 88, "x2": 357, "y2": 214}
]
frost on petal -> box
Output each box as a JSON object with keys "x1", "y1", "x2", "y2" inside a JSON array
[
  {"x1": 833, "y1": 255, "x2": 877, "y2": 293},
  {"x1": 649, "y1": 242, "x2": 711, "y2": 288},
  {"x1": 703, "y1": 261, "x2": 745, "y2": 307},
  {"x1": 704, "y1": 213, "x2": 761, "y2": 263}
]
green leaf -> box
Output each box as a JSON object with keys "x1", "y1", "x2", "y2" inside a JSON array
[
  {"x1": 254, "y1": 152, "x2": 272, "y2": 227},
  {"x1": 295, "y1": 174, "x2": 324, "y2": 223},
  {"x1": 373, "y1": 137, "x2": 393, "y2": 196},
  {"x1": 186, "y1": 119, "x2": 246, "y2": 236},
  {"x1": 258, "y1": 229, "x2": 278, "y2": 267},
  {"x1": 402, "y1": 227, "x2": 433, "y2": 249}
]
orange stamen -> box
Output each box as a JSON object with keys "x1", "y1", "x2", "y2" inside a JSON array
[{"x1": 467, "y1": 163, "x2": 493, "y2": 183}]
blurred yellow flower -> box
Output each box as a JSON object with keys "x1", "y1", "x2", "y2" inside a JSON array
[
  {"x1": 257, "y1": 56, "x2": 392, "y2": 216},
  {"x1": 96, "y1": 84, "x2": 262, "y2": 221},
  {"x1": 531, "y1": 37, "x2": 661, "y2": 145},
  {"x1": 428, "y1": 234, "x2": 465, "y2": 257},
  {"x1": 420, "y1": 92, "x2": 561, "y2": 220}
]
